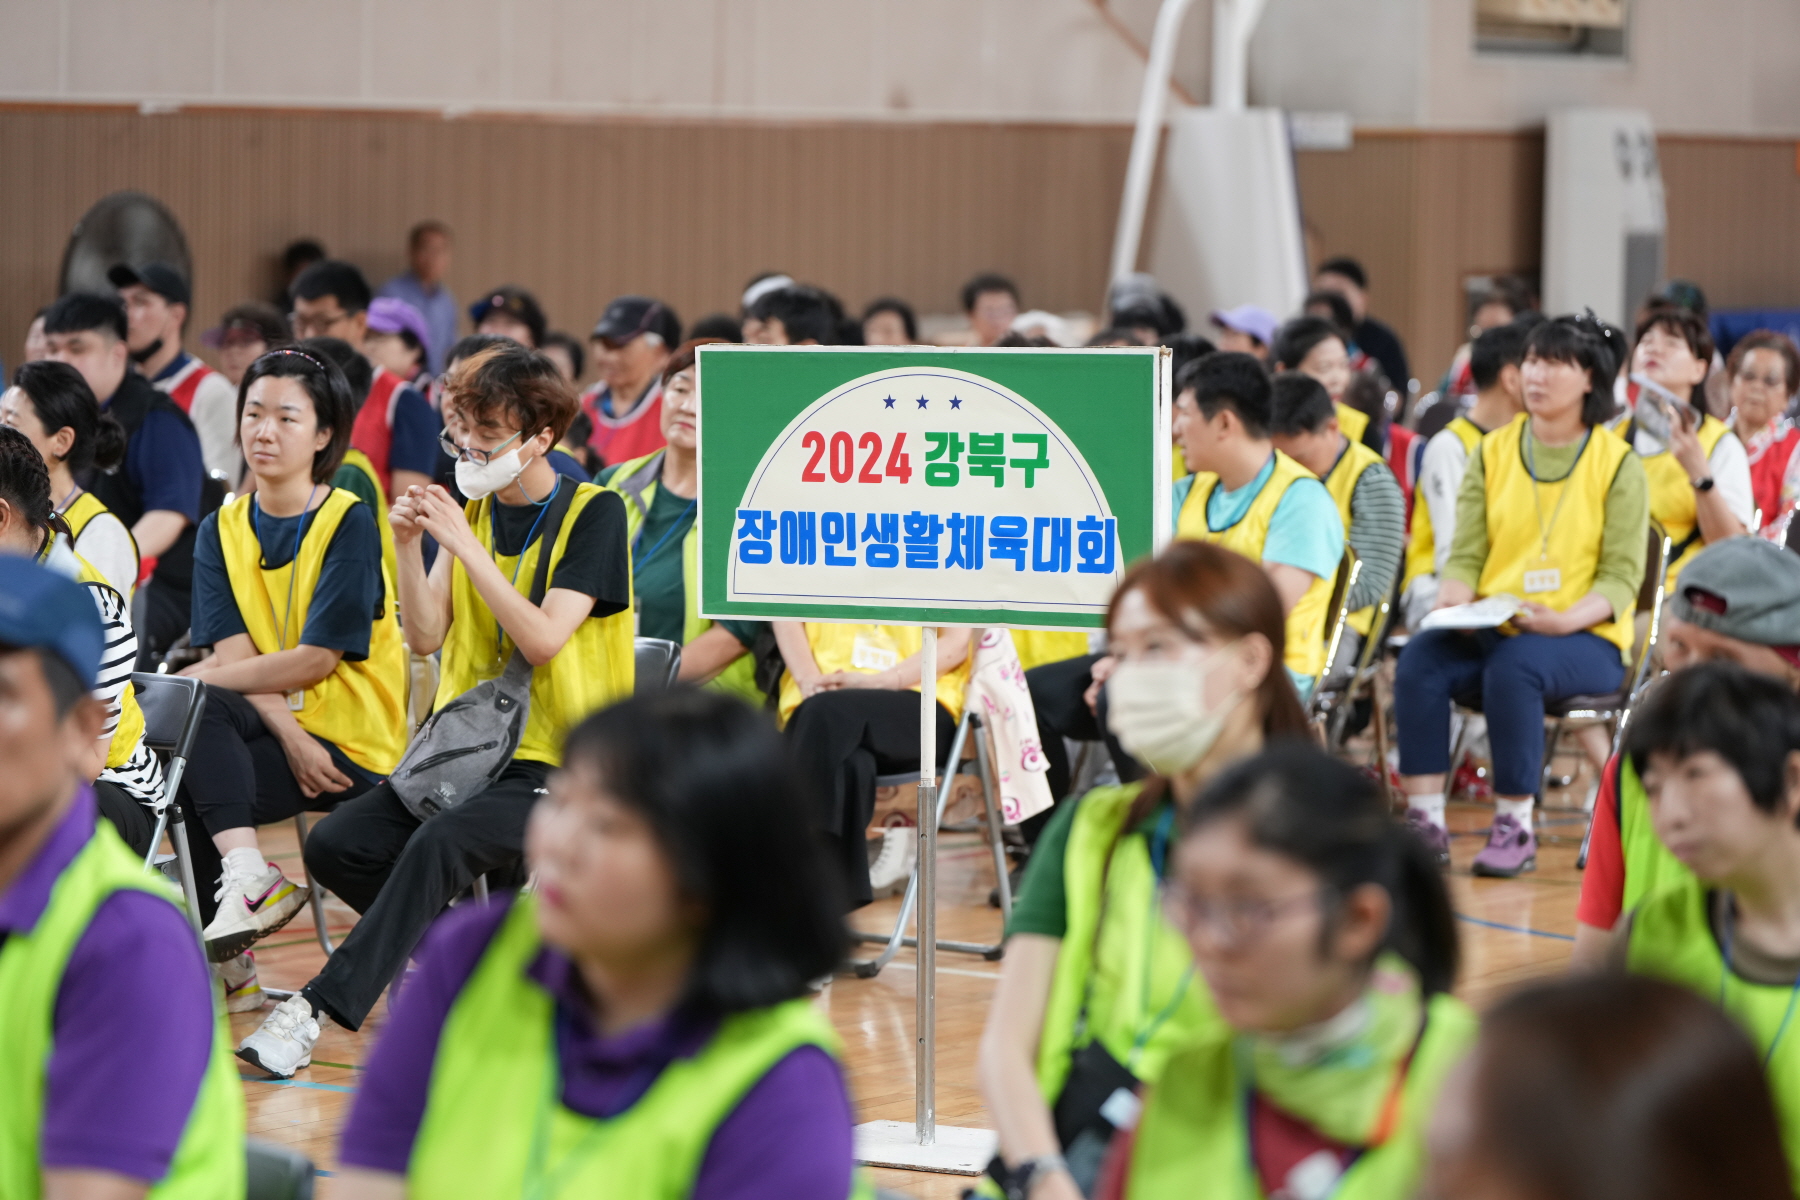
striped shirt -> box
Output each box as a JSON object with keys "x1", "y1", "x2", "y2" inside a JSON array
[{"x1": 1345, "y1": 461, "x2": 1407, "y2": 614}]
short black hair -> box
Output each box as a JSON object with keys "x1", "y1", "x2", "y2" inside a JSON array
[
  {"x1": 1273, "y1": 315, "x2": 1345, "y2": 372},
  {"x1": 960, "y1": 272, "x2": 1019, "y2": 313},
  {"x1": 749, "y1": 286, "x2": 836, "y2": 345},
  {"x1": 1317, "y1": 256, "x2": 1367, "y2": 290},
  {"x1": 281, "y1": 239, "x2": 327, "y2": 275},
  {"x1": 861, "y1": 297, "x2": 918, "y2": 342},
  {"x1": 43, "y1": 293, "x2": 127, "y2": 342},
  {"x1": 1469, "y1": 317, "x2": 1539, "y2": 392},
  {"x1": 539, "y1": 330, "x2": 585, "y2": 379},
  {"x1": 1181, "y1": 351, "x2": 1273, "y2": 438},
  {"x1": 688, "y1": 313, "x2": 743, "y2": 343},
  {"x1": 1627, "y1": 662, "x2": 1800, "y2": 822},
  {"x1": 290, "y1": 260, "x2": 373, "y2": 315},
  {"x1": 444, "y1": 333, "x2": 511, "y2": 373},
  {"x1": 236, "y1": 347, "x2": 358, "y2": 484},
  {"x1": 1087, "y1": 328, "x2": 1139, "y2": 347},
  {"x1": 1166, "y1": 333, "x2": 1216, "y2": 383},
  {"x1": 1525, "y1": 314, "x2": 1626, "y2": 427},
  {"x1": 1302, "y1": 290, "x2": 1356, "y2": 341},
  {"x1": 11, "y1": 360, "x2": 126, "y2": 476},
  {"x1": 561, "y1": 689, "x2": 848, "y2": 1012},
  {"x1": 1269, "y1": 371, "x2": 1335, "y2": 437},
  {"x1": 300, "y1": 336, "x2": 373, "y2": 406},
  {"x1": 407, "y1": 220, "x2": 450, "y2": 249}
]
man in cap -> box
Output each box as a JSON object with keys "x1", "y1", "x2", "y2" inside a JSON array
[
  {"x1": 1210, "y1": 304, "x2": 1278, "y2": 362},
  {"x1": 202, "y1": 301, "x2": 290, "y2": 389},
  {"x1": 378, "y1": 220, "x2": 458, "y2": 374},
  {"x1": 468, "y1": 285, "x2": 546, "y2": 350},
  {"x1": 291, "y1": 260, "x2": 439, "y2": 499},
  {"x1": 0, "y1": 556, "x2": 244, "y2": 1196},
  {"x1": 109, "y1": 262, "x2": 240, "y2": 482},
  {"x1": 1574, "y1": 536, "x2": 1800, "y2": 966},
  {"x1": 580, "y1": 295, "x2": 681, "y2": 469}
]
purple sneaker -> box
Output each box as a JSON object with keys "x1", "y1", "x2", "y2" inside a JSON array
[
  {"x1": 1404, "y1": 809, "x2": 1451, "y2": 868},
  {"x1": 1471, "y1": 813, "x2": 1536, "y2": 877}
]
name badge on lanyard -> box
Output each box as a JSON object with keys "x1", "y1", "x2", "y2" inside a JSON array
[
  {"x1": 1522, "y1": 567, "x2": 1562, "y2": 595},
  {"x1": 851, "y1": 634, "x2": 899, "y2": 672},
  {"x1": 285, "y1": 689, "x2": 306, "y2": 712}
]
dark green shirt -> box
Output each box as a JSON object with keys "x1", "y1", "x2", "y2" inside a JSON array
[{"x1": 1006, "y1": 794, "x2": 1171, "y2": 940}]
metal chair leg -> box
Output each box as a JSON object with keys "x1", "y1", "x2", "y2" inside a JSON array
[
  {"x1": 168, "y1": 806, "x2": 203, "y2": 935},
  {"x1": 472, "y1": 875, "x2": 490, "y2": 902},
  {"x1": 295, "y1": 814, "x2": 334, "y2": 956},
  {"x1": 973, "y1": 718, "x2": 1013, "y2": 947}
]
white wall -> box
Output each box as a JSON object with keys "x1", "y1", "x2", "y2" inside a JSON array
[{"x1": 0, "y1": 0, "x2": 1160, "y2": 123}]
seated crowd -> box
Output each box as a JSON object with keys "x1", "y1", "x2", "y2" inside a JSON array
[{"x1": 3, "y1": 235, "x2": 1800, "y2": 1199}]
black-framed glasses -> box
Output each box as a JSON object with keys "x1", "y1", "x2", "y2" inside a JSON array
[
  {"x1": 438, "y1": 428, "x2": 522, "y2": 466},
  {"x1": 288, "y1": 310, "x2": 351, "y2": 337}
]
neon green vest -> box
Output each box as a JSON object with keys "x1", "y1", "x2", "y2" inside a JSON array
[
  {"x1": 1616, "y1": 754, "x2": 1694, "y2": 916},
  {"x1": 1628, "y1": 879, "x2": 1800, "y2": 1193},
  {"x1": 1125, "y1": 992, "x2": 1476, "y2": 1200},
  {"x1": 0, "y1": 811, "x2": 245, "y2": 1199},
  {"x1": 409, "y1": 895, "x2": 870, "y2": 1199},
  {"x1": 1035, "y1": 785, "x2": 1221, "y2": 1105},
  {"x1": 608, "y1": 450, "x2": 763, "y2": 705}
]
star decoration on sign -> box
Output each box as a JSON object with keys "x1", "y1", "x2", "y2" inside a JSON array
[
  {"x1": 915, "y1": 395, "x2": 930, "y2": 409},
  {"x1": 949, "y1": 396, "x2": 963, "y2": 410},
  {"x1": 882, "y1": 395, "x2": 896, "y2": 409}
]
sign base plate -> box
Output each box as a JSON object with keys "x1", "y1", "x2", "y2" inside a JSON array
[{"x1": 853, "y1": 1120, "x2": 998, "y2": 1176}]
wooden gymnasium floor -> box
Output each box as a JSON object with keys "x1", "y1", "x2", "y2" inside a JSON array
[{"x1": 234, "y1": 748, "x2": 1595, "y2": 1199}]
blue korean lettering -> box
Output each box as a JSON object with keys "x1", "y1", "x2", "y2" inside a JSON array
[
  {"x1": 1075, "y1": 516, "x2": 1116, "y2": 574},
  {"x1": 903, "y1": 511, "x2": 945, "y2": 569},
  {"x1": 1010, "y1": 434, "x2": 1050, "y2": 487},
  {"x1": 821, "y1": 511, "x2": 858, "y2": 566},
  {"x1": 736, "y1": 508, "x2": 776, "y2": 564},
  {"x1": 1032, "y1": 516, "x2": 1072, "y2": 573},
  {"x1": 946, "y1": 513, "x2": 984, "y2": 569},
  {"x1": 989, "y1": 515, "x2": 1028, "y2": 571},
  {"x1": 862, "y1": 512, "x2": 900, "y2": 568},
  {"x1": 779, "y1": 510, "x2": 817, "y2": 565},
  {"x1": 924, "y1": 432, "x2": 965, "y2": 487},
  {"x1": 967, "y1": 432, "x2": 1006, "y2": 487}
]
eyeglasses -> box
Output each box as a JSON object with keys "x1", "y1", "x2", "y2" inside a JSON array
[
  {"x1": 438, "y1": 428, "x2": 521, "y2": 465},
  {"x1": 289, "y1": 310, "x2": 351, "y2": 337},
  {"x1": 1736, "y1": 371, "x2": 1788, "y2": 390},
  {"x1": 1160, "y1": 881, "x2": 1322, "y2": 947}
]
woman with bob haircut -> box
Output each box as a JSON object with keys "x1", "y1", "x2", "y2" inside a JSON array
[
  {"x1": 1273, "y1": 315, "x2": 1367, "y2": 448},
  {"x1": 0, "y1": 358, "x2": 136, "y2": 598},
  {"x1": 177, "y1": 347, "x2": 409, "y2": 973},
  {"x1": 977, "y1": 541, "x2": 1311, "y2": 1200},
  {"x1": 1422, "y1": 974, "x2": 1791, "y2": 1200},
  {"x1": 334, "y1": 689, "x2": 865, "y2": 1200},
  {"x1": 1617, "y1": 662, "x2": 1800, "y2": 1188},
  {"x1": 1101, "y1": 745, "x2": 1470, "y2": 1200},
  {"x1": 1395, "y1": 314, "x2": 1648, "y2": 879}
]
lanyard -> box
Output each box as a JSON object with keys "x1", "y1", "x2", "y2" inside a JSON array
[
  {"x1": 57, "y1": 484, "x2": 81, "y2": 513},
  {"x1": 522, "y1": 1025, "x2": 667, "y2": 1199},
  {"x1": 1717, "y1": 900, "x2": 1800, "y2": 1068},
  {"x1": 251, "y1": 487, "x2": 321, "y2": 652},
  {"x1": 1522, "y1": 428, "x2": 1589, "y2": 564},
  {"x1": 488, "y1": 477, "x2": 560, "y2": 659},
  {"x1": 632, "y1": 497, "x2": 696, "y2": 575},
  {"x1": 1128, "y1": 807, "x2": 1195, "y2": 1067}
]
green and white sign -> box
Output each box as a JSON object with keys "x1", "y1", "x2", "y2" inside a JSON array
[{"x1": 696, "y1": 346, "x2": 1169, "y2": 628}]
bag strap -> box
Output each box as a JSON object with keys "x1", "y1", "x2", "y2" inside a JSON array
[{"x1": 500, "y1": 478, "x2": 579, "y2": 683}]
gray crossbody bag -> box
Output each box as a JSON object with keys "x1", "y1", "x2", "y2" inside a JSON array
[{"x1": 389, "y1": 481, "x2": 576, "y2": 820}]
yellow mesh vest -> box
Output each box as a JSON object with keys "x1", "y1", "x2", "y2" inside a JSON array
[
  {"x1": 776, "y1": 624, "x2": 970, "y2": 725},
  {"x1": 1476, "y1": 416, "x2": 1634, "y2": 660},
  {"x1": 1402, "y1": 417, "x2": 1483, "y2": 590},
  {"x1": 434, "y1": 484, "x2": 635, "y2": 766},
  {"x1": 62, "y1": 490, "x2": 139, "y2": 595},
  {"x1": 1335, "y1": 402, "x2": 1370, "y2": 447},
  {"x1": 1322, "y1": 438, "x2": 1389, "y2": 637},
  {"x1": 217, "y1": 489, "x2": 411, "y2": 775},
  {"x1": 340, "y1": 447, "x2": 399, "y2": 601},
  {"x1": 1173, "y1": 451, "x2": 1334, "y2": 681},
  {"x1": 1614, "y1": 411, "x2": 1729, "y2": 589},
  {"x1": 72, "y1": 555, "x2": 146, "y2": 769}
]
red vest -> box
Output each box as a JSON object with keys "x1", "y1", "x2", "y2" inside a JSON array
[
  {"x1": 580, "y1": 378, "x2": 667, "y2": 470},
  {"x1": 1386, "y1": 423, "x2": 1420, "y2": 525},
  {"x1": 351, "y1": 367, "x2": 410, "y2": 495},
  {"x1": 159, "y1": 355, "x2": 217, "y2": 415}
]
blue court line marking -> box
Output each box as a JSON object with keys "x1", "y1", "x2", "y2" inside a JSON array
[
  {"x1": 238, "y1": 1074, "x2": 356, "y2": 1094},
  {"x1": 314, "y1": 1170, "x2": 335, "y2": 1178},
  {"x1": 1456, "y1": 913, "x2": 1575, "y2": 942}
]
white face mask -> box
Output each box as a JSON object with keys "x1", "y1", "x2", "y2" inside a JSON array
[
  {"x1": 455, "y1": 445, "x2": 528, "y2": 501},
  {"x1": 1106, "y1": 642, "x2": 1246, "y2": 777}
]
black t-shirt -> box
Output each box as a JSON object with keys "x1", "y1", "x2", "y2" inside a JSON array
[{"x1": 487, "y1": 484, "x2": 631, "y2": 619}]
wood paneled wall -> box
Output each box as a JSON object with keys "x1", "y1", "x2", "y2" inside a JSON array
[
  {"x1": 0, "y1": 105, "x2": 1134, "y2": 373},
  {"x1": 3, "y1": 104, "x2": 1796, "y2": 394}
]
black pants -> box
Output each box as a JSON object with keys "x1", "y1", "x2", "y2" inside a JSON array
[
  {"x1": 178, "y1": 687, "x2": 376, "y2": 926},
  {"x1": 785, "y1": 690, "x2": 956, "y2": 910},
  {"x1": 132, "y1": 577, "x2": 191, "y2": 671},
  {"x1": 1023, "y1": 654, "x2": 1142, "y2": 846},
  {"x1": 95, "y1": 779, "x2": 156, "y2": 860},
  {"x1": 301, "y1": 759, "x2": 549, "y2": 1030}
]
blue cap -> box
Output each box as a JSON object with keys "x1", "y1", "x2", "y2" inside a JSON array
[{"x1": 0, "y1": 557, "x2": 103, "y2": 691}]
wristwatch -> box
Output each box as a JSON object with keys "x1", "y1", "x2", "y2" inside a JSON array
[
  {"x1": 1692, "y1": 475, "x2": 1716, "y2": 492},
  {"x1": 1007, "y1": 1153, "x2": 1071, "y2": 1199}
]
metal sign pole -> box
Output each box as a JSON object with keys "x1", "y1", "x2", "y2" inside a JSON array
[{"x1": 915, "y1": 626, "x2": 938, "y2": 1144}]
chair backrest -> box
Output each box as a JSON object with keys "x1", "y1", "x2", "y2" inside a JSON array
[
  {"x1": 128, "y1": 672, "x2": 207, "y2": 759},
  {"x1": 1627, "y1": 520, "x2": 1675, "y2": 689},
  {"x1": 1311, "y1": 549, "x2": 1362, "y2": 705},
  {"x1": 633, "y1": 637, "x2": 682, "y2": 694},
  {"x1": 246, "y1": 1138, "x2": 315, "y2": 1200}
]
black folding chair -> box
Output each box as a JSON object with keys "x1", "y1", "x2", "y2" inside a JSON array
[
  {"x1": 132, "y1": 673, "x2": 208, "y2": 933},
  {"x1": 634, "y1": 636, "x2": 683, "y2": 692},
  {"x1": 246, "y1": 1139, "x2": 315, "y2": 1200}
]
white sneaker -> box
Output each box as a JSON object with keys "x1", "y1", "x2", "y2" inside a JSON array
[
  {"x1": 213, "y1": 952, "x2": 264, "y2": 1013},
  {"x1": 868, "y1": 826, "x2": 918, "y2": 897},
  {"x1": 237, "y1": 992, "x2": 320, "y2": 1079},
  {"x1": 203, "y1": 854, "x2": 309, "y2": 963}
]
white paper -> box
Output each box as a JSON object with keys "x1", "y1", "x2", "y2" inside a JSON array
[{"x1": 1418, "y1": 594, "x2": 1524, "y2": 632}]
